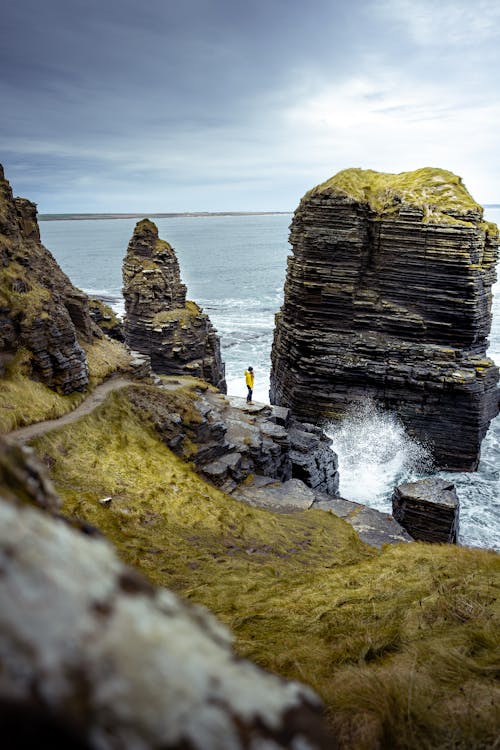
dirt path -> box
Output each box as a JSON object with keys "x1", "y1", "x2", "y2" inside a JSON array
[{"x1": 7, "y1": 376, "x2": 134, "y2": 444}]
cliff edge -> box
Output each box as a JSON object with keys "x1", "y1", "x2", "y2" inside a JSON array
[
  {"x1": 0, "y1": 164, "x2": 93, "y2": 393},
  {"x1": 270, "y1": 167, "x2": 499, "y2": 471}
]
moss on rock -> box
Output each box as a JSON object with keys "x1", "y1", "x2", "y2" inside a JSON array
[{"x1": 309, "y1": 167, "x2": 487, "y2": 228}]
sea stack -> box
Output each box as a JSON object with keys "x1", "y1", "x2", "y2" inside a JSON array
[
  {"x1": 0, "y1": 164, "x2": 91, "y2": 393},
  {"x1": 270, "y1": 168, "x2": 499, "y2": 471},
  {"x1": 122, "y1": 219, "x2": 226, "y2": 391}
]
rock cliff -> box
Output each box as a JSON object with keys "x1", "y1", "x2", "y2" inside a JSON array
[
  {"x1": 270, "y1": 168, "x2": 500, "y2": 470},
  {"x1": 123, "y1": 220, "x2": 226, "y2": 391},
  {"x1": 0, "y1": 164, "x2": 93, "y2": 393}
]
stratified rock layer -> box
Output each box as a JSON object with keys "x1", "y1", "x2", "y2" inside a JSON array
[
  {"x1": 0, "y1": 164, "x2": 92, "y2": 392},
  {"x1": 271, "y1": 168, "x2": 500, "y2": 470},
  {"x1": 0, "y1": 437, "x2": 333, "y2": 749},
  {"x1": 123, "y1": 220, "x2": 226, "y2": 391},
  {"x1": 392, "y1": 478, "x2": 459, "y2": 543}
]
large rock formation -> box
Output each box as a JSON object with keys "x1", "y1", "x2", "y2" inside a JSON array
[
  {"x1": 123, "y1": 220, "x2": 226, "y2": 391},
  {"x1": 270, "y1": 168, "x2": 500, "y2": 470},
  {"x1": 0, "y1": 164, "x2": 93, "y2": 392},
  {"x1": 0, "y1": 436, "x2": 334, "y2": 749}
]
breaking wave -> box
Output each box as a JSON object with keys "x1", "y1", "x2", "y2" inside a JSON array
[{"x1": 326, "y1": 400, "x2": 433, "y2": 511}]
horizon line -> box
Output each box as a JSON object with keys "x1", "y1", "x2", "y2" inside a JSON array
[{"x1": 38, "y1": 210, "x2": 293, "y2": 221}]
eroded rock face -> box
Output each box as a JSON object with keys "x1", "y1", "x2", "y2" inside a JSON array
[
  {"x1": 123, "y1": 220, "x2": 226, "y2": 391},
  {"x1": 0, "y1": 436, "x2": 334, "y2": 749},
  {"x1": 0, "y1": 164, "x2": 92, "y2": 392},
  {"x1": 270, "y1": 168, "x2": 500, "y2": 471}
]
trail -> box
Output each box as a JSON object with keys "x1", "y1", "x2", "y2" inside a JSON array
[{"x1": 6, "y1": 376, "x2": 133, "y2": 444}]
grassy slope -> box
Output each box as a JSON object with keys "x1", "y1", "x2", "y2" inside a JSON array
[
  {"x1": 32, "y1": 387, "x2": 500, "y2": 750},
  {"x1": 0, "y1": 337, "x2": 131, "y2": 433}
]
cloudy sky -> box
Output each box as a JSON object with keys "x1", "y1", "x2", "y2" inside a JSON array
[{"x1": 1, "y1": 0, "x2": 499, "y2": 212}]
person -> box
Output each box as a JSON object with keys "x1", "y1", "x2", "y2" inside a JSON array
[{"x1": 244, "y1": 366, "x2": 254, "y2": 403}]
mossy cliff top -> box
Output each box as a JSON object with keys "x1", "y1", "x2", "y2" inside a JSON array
[
  {"x1": 129, "y1": 218, "x2": 175, "y2": 258},
  {"x1": 307, "y1": 167, "x2": 497, "y2": 233}
]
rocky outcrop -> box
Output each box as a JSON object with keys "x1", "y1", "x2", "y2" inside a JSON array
[
  {"x1": 123, "y1": 220, "x2": 226, "y2": 391},
  {"x1": 0, "y1": 437, "x2": 334, "y2": 749},
  {"x1": 270, "y1": 168, "x2": 499, "y2": 471},
  {"x1": 88, "y1": 297, "x2": 124, "y2": 341},
  {"x1": 0, "y1": 164, "x2": 93, "y2": 392},
  {"x1": 126, "y1": 382, "x2": 339, "y2": 497},
  {"x1": 392, "y1": 478, "x2": 459, "y2": 543}
]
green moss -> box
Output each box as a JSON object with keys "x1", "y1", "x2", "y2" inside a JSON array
[
  {"x1": 30, "y1": 388, "x2": 500, "y2": 748},
  {"x1": 307, "y1": 168, "x2": 496, "y2": 233}
]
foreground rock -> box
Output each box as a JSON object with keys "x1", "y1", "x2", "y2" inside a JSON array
[
  {"x1": 270, "y1": 168, "x2": 499, "y2": 471},
  {"x1": 392, "y1": 478, "x2": 460, "y2": 543},
  {"x1": 0, "y1": 165, "x2": 95, "y2": 392},
  {"x1": 0, "y1": 438, "x2": 334, "y2": 749},
  {"x1": 123, "y1": 220, "x2": 226, "y2": 391}
]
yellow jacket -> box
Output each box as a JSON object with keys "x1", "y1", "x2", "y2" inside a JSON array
[{"x1": 245, "y1": 369, "x2": 254, "y2": 388}]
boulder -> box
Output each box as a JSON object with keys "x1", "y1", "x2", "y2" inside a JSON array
[
  {"x1": 270, "y1": 168, "x2": 499, "y2": 471},
  {"x1": 392, "y1": 477, "x2": 460, "y2": 543},
  {"x1": 122, "y1": 220, "x2": 226, "y2": 391}
]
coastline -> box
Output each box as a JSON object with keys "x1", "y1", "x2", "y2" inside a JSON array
[{"x1": 39, "y1": 210, "x2": 293, "y2": 221}]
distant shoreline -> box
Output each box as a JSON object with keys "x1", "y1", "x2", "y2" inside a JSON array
[{"x1": 39, "y1": 211, "x2": 293, "y2": 222}]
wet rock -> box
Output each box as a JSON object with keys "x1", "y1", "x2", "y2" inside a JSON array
[
  {"x1": 392, "y1": 477, "x2": 459, "y2": 543},
  {"x1": 270, "y1": 168, "x2": 499, "y2": 471},
  {"x1": 0, "y1": 437, "x2": 334, "y2": 750},
  {"x1": 122, "y1": 220, "x2": 226, "y2": 391}
]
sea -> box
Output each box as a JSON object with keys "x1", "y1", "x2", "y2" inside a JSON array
[{"x1": 39, "y1": 208, "x2": 500, "y2": 552}]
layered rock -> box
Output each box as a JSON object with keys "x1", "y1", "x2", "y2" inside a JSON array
[
  {"x1": 126, "y1": 382, "x2": 339, "y2": 497},
  {"x1": 0, "y1": 437, "x2": 333, "y2": 749},
  {"x1": 392, "y1": 478, "x2": 459, "y2": 543},
  {"x1": 0, "y1": 164, "x2": 93, "y2": 392},
  {"x1": 123, "y1": 220, "x2": 226, "y2": 391},
  {"x1": 271, "y1": 168, "x2": 500, "y2": 470}
]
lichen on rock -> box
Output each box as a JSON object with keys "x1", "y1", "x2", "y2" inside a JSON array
[
  {"x1": 0, "y1": 435, "x2": 333, "y2": 749},
  {"x1": 270, "y1": 167, "x2": 499, "y2": 471}
]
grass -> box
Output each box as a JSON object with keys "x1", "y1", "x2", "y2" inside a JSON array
[
  {"x1": 307, "y1": 168, "x2": 498, "y2": 235},
  {"x1": 0, "y1": 337, "x2": 131, "y2": 433},
  {"x1": 31, "y1": 387, "x2": 500, "y2": 749}
]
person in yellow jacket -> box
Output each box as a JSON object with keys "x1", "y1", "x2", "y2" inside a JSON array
[{"x1": 244, "y1": 366, "x2": 254, "y2": 403}]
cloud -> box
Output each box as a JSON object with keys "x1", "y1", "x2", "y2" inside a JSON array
[{"x1": 1, "y1": 0, "x2": 499, "y2": 210}]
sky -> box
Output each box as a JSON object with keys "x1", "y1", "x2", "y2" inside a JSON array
[{"x1": 1, "y1": 0, "x2": 500, "y2": 212}]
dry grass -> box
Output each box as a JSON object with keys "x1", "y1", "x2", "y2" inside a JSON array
[
  {"x1": 0, "y1": 337, "x2": 131, "y2": 433},
  {"x1": 31, "y1": 387, "x2": 500, "y2": 749}
]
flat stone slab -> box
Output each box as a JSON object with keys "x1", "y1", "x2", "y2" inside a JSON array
[
  {"x1": 232, "y1": 478, "x2": 315, "y2": 513},
  {"x1": 227, "y1": 396, "x2": 271, "y2": 415},
  {"x1": 313, "y1": 494, "x2": 413, "y2": 547}
]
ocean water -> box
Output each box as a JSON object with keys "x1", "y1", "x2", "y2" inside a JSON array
[{"x1": 39, "y1": 209, "x2": 500, "y2": 551}]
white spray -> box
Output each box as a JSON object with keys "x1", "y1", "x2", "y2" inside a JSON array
[{"x1": 327, "y1": 400, "x2": 433, "y2": 511}]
